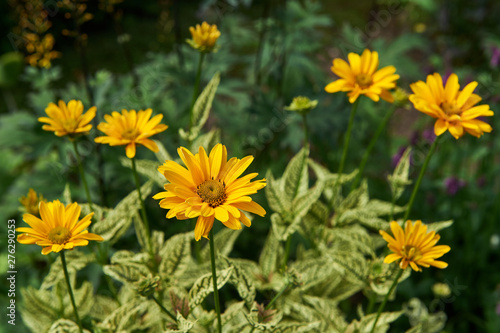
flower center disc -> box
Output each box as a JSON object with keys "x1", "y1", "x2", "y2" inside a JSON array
[
  {"x1": 48, "y1": 226, "x2": 72, "y2": 244},
  {"x1": 355, "y1": 74, "x2": 373, "y2": 88},
  {"x1": 62, "y1": 119, "x2": 79, "y2": 132},
  {"x1": 441, "y1": 101, "x2": 461, "y2": 115},
  {"x1": 122, "y1": 128, "x2": 140, "y2": 140},
  {"x1": 196, "y1": 179, "x2": 226, "y2": 208},
  {"x1": 401, "y1": 245, "x2": 421, "y2": 260}
]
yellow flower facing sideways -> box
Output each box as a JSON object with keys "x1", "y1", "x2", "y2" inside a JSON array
[
  {"x1": 187, "y1": 21, "x2": 221, "y2": 53},
  {"x1": 379, "y1": 220, "x2": 451, "y2": 272},
  {"x1": 17, "y1": 200, "x2": 103, "y2": 255},
  {"x1": 95, "y1": 109, "x2": 168, "y2": 158},
  {"x1": 154, "y1": 144, "x2": 266, "y2": 241},
  {"x1": 39, "y1": 100, "x2": 96, "y2": 137},
  {"x1": 409, "y1": 73, "x2": 494, "y2": 139},
  {"x1": 19, "y1": 188, "x2": 46, "y2": 217},
  {"x1": 325, "y1": 49, "x2": 399, "y2": 103}
]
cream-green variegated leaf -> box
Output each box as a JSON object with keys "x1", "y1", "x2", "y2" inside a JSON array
[
  {"x1": 48, "y1": 319, "x2": 92, "y2": 333},
  {"x1": 219, "y1": 256, "x2": 256, "y2": 306},
  {"x1": 191, "y1": 128, "x2": 221, "y2": 154},
  {"x1": 164, "y1": 313, "x2": 195, "y2": 333},
  {"x1": 388, "y1": 147, "x2": 412, "y2": 201},
  {"x1": 188, "y1": 267, "x2": 233, "y2": 308},
  {"x1": 265, "y1": 170, "x2": 292, "y2": 216},
  {"x1": 120, "y1": 157, "x2": 164, "y2": 187},
  {"x1": 199, "y1": 228, "x2": 242, "y2": 262},
  {"x1": 103, "y1": 251, "x2": 150, "y2": 286},
  {"x1": 347, "y1": 310, "x2": 404, "y2": 333},
  {"x1": 159, "y1": 232, "x2": 193, "y2": 281},
  {"x1": 41, "y1": 250, "x2": 95, "y2": 290},
  {"x1": 282, "y1": 146, "x2": 310, "y2": 204},
  {"x1": 259, "y1": 229, "x2": 282, "y2": 277},
  {"x1": 404, "y1": 298, "x2": 447, "y2": 333},
  {"x1": 96, "y1": 299, "x2": 161, "y2": 332}
]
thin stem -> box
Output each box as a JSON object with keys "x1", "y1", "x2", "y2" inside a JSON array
[
  {"x1": 131, "y1": 157, "x2": 152, "y2": 254},
  {"x1": 282, "y1": 236, "x2": 292, "y2": 271},
  {"x1": 389, "y1": 193, "x2": 396, "y2": 222},
  {"x1": 338, "y1": 99, "x2": 360, "y2": 177},
  {"x1": 71, "y1": 140, "x2": 93, "y2": 212},
  {"x1": 61, "y1": 251, "x2": 83, "y2": 333},
  {"x1": 351, "y1": 104, "x2": 396, "y2": 190},
  {"x1": 209, "y1": 229, "x2": 222, "y2": 333},
  {"x1": 188, "y1": 52, "x2": 205, "y2": 144},
  {"x1": 366, "y1": 293, "x2": 376, "y2": 314},
  {"x1": 302, "y1": 113, "x2": 309, "y2": 147},
  {"x1": 369, "y1": 268, "x2": 404, "y2": 333},
  {"x1": 266, "y1": 283, "x2": 290, "y2": 310},
  {"x1": 152, "y1": 296, "x2": 177, "y2": 322},
  {"x1": 402, "y1": 136, "x2": 441, "y2": 221}
]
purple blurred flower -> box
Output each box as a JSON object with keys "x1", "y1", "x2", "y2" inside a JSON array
[
  {"x1": 422, "y1": 129, "x2": 436, "y2": 144},
  {"x1": 392, "y1": 146, "x2": 411, "y2": 168},
  {"x1": 444, "y1": 177, "x2": 466, "y2": 196},
  {"x1": 491, "y1": 46, "x2": 500, "y2": 68},
  {"x1": 496, "y1": 302, "x2": 500, "y2": 316}
]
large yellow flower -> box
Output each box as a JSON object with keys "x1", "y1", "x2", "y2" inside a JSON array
[
  {"x1": 19, "y1": 188, "x2": 46, "y2": 217},
  {"x1": 187, "y1": 22, "x2": 221, "y2": 53},
  {"x1": 409, "y1": 73, "x2": 494, "y2": 139},
  {"x1": 153, "y1": 144, "x2": 266, "y2": 241},
  {"x1": 95, "y1": 109, "x2": 168, "y2": 158},
  {"x1": 17, "y1": 200, "x2": 103, "y2": 255},
  {"x1": 325, "y1": 49, "x2": 399, "y2": 103},
  {"x1": 39, "y1": 100, "x2": 96, "y2": 137},
  {"x1": 379, "y1": 220, "x2": 450, "y2": 272}
]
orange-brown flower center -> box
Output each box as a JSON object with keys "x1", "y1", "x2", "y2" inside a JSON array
[
  {"x1": 122, "y1": 128, "x2": 140, "y2": 140},
  {"x1": 441, "y1": 101, "x2": 461, "y2": 115},
  {"x1": 48, "y1": 226, "x2": 71, "y2": 244},
  {"x1": 401, "y1": 245, "x2": 421, "y2": 261},
  {"x1": 62, "y1": 118, "x2": 79, "y2": 133},
  {"x1": 355, "y1": 74, "x2": 373, "y2": 88},
  {"x1": 196, "y1": 179, "x2": 226, "y2": 208}
]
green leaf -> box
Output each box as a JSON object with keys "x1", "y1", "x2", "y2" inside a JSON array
[
  {"x1": 96, "y1": 299, "x2": 161, "y2": 332},
  {"x1": 154, "y1": 139, "x2": 172, "y2": 162},
  {"x1": 200, "y1": 228, "x2": 242, "y2": 262},
  {"x1": 292, "y1": 182, "x2": 324, "y2": 219},
  {"x1": 62, "y1": 183, "x2": 72, "y2": 204},
  {"x1": 120, "y1": 157, "x2": 164, "y2": 187},
  {"x1": 221, "y1": 256, "x2": 256, "y2": 306},
  {"x1": 188, "y1": 267, "x2": 233, "y2": 308},
  {"x1": 265, "y1": 170, "x2": 291, "y2": 215},
  {"x1": 41, "y1": 250, "x2": 96, "y2": 290},
  {"x1": 159, "y1": 233, "x2": 192, "y2": 280},
  {"x1": 283, "y1": 146, "x2": 309, "y2": 203},
  {"x1": 164, "y1": 313, "x2": 195, "y2": 332},
  {"x1": 426, "y1": 220, "x2": 453, "y2": 233},
  {"x1": 388, "y1": 147, "x2": 412, "y2": 201},
  {"x1": 289, "y1": 256, "x2": 339, "y2": 290},
  {"x1": 259, "y1": 230, "x2": 281, "y2": 277},
  {"x1": 271, "y1": 213, "x2": 302, "y2": 242},
  {"x1": 48, "y1": 319, "x2": 91, "y2": 333},
  {"x1": 191, "y1": 128, "x2": 221, "y2": 152},
  {"x1": 20, "y1": 287, "x2": 59, "y2": 333},
  {"x1": 103, "y1": 251, "x2": 150, "y2": 285},
  {"x1": 179, "y1": 72, "x2": 221, "y2": 142},
  {"x1": 92, "y1": 180, "x2": 153, "y2": 244}
]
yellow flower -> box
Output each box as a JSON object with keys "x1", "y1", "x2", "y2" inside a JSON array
[
  {"x1": 325, "y1": 49, "x2": 399, "y2": 103},
  {"x1": 409, "y1": 73, "x2": 494, "y2": 139},
  {"x1": 19, "y1": 188, "x2": 46, "y2": 217},
  {"x1": 95, "y1": 109, "x2": 168, "y2": 159},
  {"x1": 17, "y1": 200, "x2": 103, "y2": 255},
  {"x1": 39, "y1": 100, "x2": 96, "y2": 137},
  {"x1": 187, "y1": 22, "x2": 221, "y2": 53},
  {"x1": 153, "y1": 144, "x2": 266, "y2": 241},
  {"x1": 379, "y1": 220, "x2": 450, "y2": 272}
]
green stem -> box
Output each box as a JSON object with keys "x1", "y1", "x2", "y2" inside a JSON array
[
  {"x1": 188, "y1": 52, "x2": 205, "y2": 145},
  {"x1": 131, "y1": 157, "x2": 152, "y2": 255},
  {"x1": 366, "y1": 293, "x2": 376, "y2": 314},
  {"x1": 302, "y1": 113, "x2": 309, "y2": 147},
  {"x1": 282, "y1": 236, "x2": 292, "y2": 271},
  {"x1": 266, "y1": 283, "x2": 290, "y2": 310},
  {"x1": 338, "y1": 99, "x2": 360, "y2": 176},
  {"x1": 152, "y1": 296, "x2": 177, "y2": 322},
  {"x1": 209, "y1": 229, "x2": 222, "y2": 333},
  {"x1": 61, "y1": 251, "x2": 83, "y2": 333},
  {"x1": 402, "y1": 136, "x2": 441, "y2": 221},
  {"x1": 389, "y1": 193, "x2": 396, "y2": 222},
  {"x1": 369, "y1": 269, "x2": 404, "y2": 333},
  {"x1": 351, "y1": 104, "x2": 396, "y2": 190},
  {"x1": 71, "y1": 140, "x2": 93, "y2": 212}
]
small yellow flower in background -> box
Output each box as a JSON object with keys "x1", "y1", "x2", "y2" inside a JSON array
[
  {"x1": 95, "y1": 109, "x2": 168, "y2": 158},
  {"x1": 25, "y1": 33, "x2": 61, "y2": 68},
  {"x1": 39, "y1": 100, "x2": 96, "y2": 137},
  {"x1": 379, "y1": 220, "x2": 450, "y2": 272},
  {"x1": 325, "y1": 49, "x2": 399, "y2": 103},
  {"x1": 392, "y1": 87, "x2": 410, "y2": 108},
  {"x1": 432, "y1": 282, "x2": 451, "y2": 298},
  {"x1": 284, "y1": 96, "x2": 318, "y2": 115},
  {"x1": 409, "y1": 73, "x2": 494, "y2": 139},
  {"x1": 154, "y1": 144, "x2": 266, "y2": 241},
  {"x1": 17, "y1": 200, "x2": 103, "y2": 255},
  {"x1": 19, "y1": 188, "x2": 46, "y2": 217},
  {"x1": 187, "y1": 22, "x2": 221, "y2": 53}
]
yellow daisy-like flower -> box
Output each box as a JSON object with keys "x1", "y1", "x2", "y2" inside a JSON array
[
  {"x1": 409, "y1": 73, "x2": 494, "y2": 139},
  {"x1": 16, "y1": 200, "x2": 103, "y2": 255},
  {"x1": 19, "y1": 188, "x2": 46, "y2": 217},
  {"x1": 187, "y1": 22, "x2": 221, "y2": 53},
  {"x1": 95, "y1": 109, "x2": 168, "y2": 159},
  {"x1": 39, "y1": 100, "x2": 96, "y2": 137},
  {"x1": 379, "y1": 220, "x2": 451, "y2": 272},
  {"x1": 153, "y1": 144, "x2": 267, "y2": 241},
  {"x1": 325, "y1": 49, "x2": 399, "y2": 103}
]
